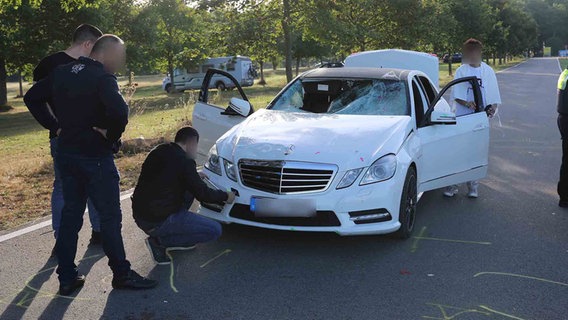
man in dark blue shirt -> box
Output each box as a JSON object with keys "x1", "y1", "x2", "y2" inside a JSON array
[
  {"x1": 32, "y1": 24, "x2": 104, "y2": 250},
  {"x1": 24, "y1": 35, "x2": 157, "y2": 295}
]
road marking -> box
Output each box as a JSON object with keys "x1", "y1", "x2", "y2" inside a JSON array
[
  {"x1": 474, "y1": 272, "x2": 568, "y2": 287},
  {"x1": 496, "y1": 59, "x2": 529, "y2": 74},
  {"x1": 557, "y1": 58, "x2": 563, "y2": 73},
  {"x1": 0, "y1": 190, "x2": 134, "y2": 244},
  {"x1": 478, "y1": 305, "x2": 526, "y2": 320},
  {"x1": 410, "y1": 226, "x2": 427, "y2": 253},
  {"x1": 413, "y1": 236, "x2": 491, "y2": 245},
  {"x1": 166, "y1": 251, "x2": 178, "y2": 293},
  {"x1": 200, "y1": 249, "x2": 231, "y2": 268}
]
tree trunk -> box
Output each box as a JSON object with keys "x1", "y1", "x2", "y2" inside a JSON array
[
  {"x1": 282, "y1": 0, "x2": 293, "y2": 83},
  {"x1": 258, "y1": 61, "x2": 266, "y2": 85},
  {"x1": 492, "y1": 53, "x2": 496, "y2": 65},
  {"x1": 295, "y1": 56, "x2": 300, "y2": 76},
  {"x1": 168, "y1": 60, "x2": 174, "y2": 94},
  {"x1": 271, "y1": 58, "x2": 278, "y2": 71},
  {"x1": 498, "y1": 56, "x2": 502, "y2": 65},
  {"x1": 18, "y1": 70, "x2": 23, "y2": 98},
  {"x1": 0, "y1": 57, "x2": 7, "y2": 107}
]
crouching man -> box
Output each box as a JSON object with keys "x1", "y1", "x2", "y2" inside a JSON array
[{"x1": 132, "y1": 127, "x2": 235, "y2": 264}]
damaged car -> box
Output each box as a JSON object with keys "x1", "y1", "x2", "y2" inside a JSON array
[{"x1": 192, "y1": 50, "x2": 489, "y2": 238}]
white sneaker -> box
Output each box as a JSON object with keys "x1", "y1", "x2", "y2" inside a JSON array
[
  {"x1": 467, "y1": 181, "x2": 479, "y2": 198},
  {"x1": 443, "y1": 185, "x2": 459, "y2": 197}
]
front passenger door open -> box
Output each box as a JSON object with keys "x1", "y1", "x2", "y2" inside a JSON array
[{"x1": 192, "y1": 69, "x2": 253, "y2": 163}]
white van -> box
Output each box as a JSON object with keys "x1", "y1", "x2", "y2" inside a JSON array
[{"x1": 162, "y1": 56, "x2": 256, "y2": 93}]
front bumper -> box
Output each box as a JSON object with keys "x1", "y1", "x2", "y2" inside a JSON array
[{"x1": 198, "y1": 167, "x2": 406, "y2": 236}]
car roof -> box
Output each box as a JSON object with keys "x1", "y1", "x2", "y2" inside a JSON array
[{"x1": 299, "y1": 67, "x2": 412, "y2": 81}]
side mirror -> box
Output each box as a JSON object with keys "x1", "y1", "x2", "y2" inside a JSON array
[
  {"x1": 430, "y1": 109, "x2": 456, "y2": 125},
  {"x1": 226, "y1": 97, "x2": 251, "y2": 117}
]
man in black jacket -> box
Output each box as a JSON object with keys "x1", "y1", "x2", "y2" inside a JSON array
[
  {"x1": 132, "y1": 127, "x2": 235, "y2": 265},
  {"x1": 558, "y1": 66, "x2": 568, "y2": 207},
  {"x1": 33, "y1": 24, "x2": 104, "y2": 248},
  {"x1": 24, "y1": 35, "x2": 157, "y2": 295}
]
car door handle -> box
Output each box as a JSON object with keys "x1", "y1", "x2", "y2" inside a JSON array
[
  {"x1": 473, "y1": 125, "x2": 486, "y2": 132},
  {"x1": 194, "y1": 113, "x2": 207, "y2": 121}
]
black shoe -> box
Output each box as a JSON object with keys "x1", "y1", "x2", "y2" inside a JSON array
[
  {"x1": 89, "y1": 230, "x2": 102, "y2": 245},
  {"x1": 58, "y1": 275, "x2": 86, "y2": 296},
  {"x1": 559, "y1": 200, "x2": 568, "y2": 208},
  {"x1": 145, "y1": 237, "x2": 171, "y2": 265},
  {"x1": 50, "y1": 245, "x2": 57, "y2": 258},
  {"x1": 112, "y1": 270, "x2": 158, "y2": 290}
]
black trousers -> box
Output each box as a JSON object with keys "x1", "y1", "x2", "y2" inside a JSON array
[{"x1": 558, "y1": 114, "x2": 568, "y2": 201}]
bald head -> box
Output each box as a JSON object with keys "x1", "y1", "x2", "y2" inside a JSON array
[{"x1": 90, "y1": 34, "x2": 126, "y2": 74}]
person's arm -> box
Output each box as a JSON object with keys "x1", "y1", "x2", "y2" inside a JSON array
[
  {"x1": 184, "y1": 158, "x2": 230, "y2": 204},
  {"x1": 96, "y1": 74, "x2": 129, "y2": 142},
  {"x1": 23, "y1": 77, "x2": 59, "y2": 132}
]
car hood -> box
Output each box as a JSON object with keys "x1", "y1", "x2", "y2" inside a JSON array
[{"x1": 216, "y1": 109, "x2": 412, "y2": 170}]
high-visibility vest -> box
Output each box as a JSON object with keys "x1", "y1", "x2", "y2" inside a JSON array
[{"x1": 558, "y1": 68, "x2": 568, "y2": 114}]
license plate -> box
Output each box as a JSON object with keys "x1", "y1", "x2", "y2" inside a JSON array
[{"x1": 250, "y1": 197, "x2": 316, "y2": 218}]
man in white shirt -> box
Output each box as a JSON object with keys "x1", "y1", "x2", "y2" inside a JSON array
[{"x1": 444, "y1": 38, "x2": 501, "y2": 198}]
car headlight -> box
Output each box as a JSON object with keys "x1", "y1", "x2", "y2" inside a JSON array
[
  {"x1": 360, "y1": 154, "x2": 397, "y2": 185},
  {"x1": 224, "y1": 159, "x2": 237, "y2": 181},
  {"x1": 204, "y1": 145, "x2": 222, "y2": 176},
  {"x1": 336, "y1": 168, "x2": 363, "y2": 189}
]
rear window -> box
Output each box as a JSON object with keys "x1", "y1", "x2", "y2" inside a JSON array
[{"x1": 269, "y1": 78, "x2": 409, "y2": 116}]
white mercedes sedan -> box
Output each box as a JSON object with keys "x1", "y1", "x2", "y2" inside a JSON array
[{"x1": 192, "y1": 50, "x2": 489, "y2": 238}]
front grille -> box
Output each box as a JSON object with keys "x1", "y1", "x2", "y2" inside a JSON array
[
  {"x1": 239, "y1": 160, "x2": 336, "y2": 194},
  {"x1": 229, "y1": 204, "x2": 341, "y2": 227}
]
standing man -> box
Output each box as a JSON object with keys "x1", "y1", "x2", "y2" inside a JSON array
[
  {"x1": 445, "y1": 38, "x2": 501, "y2": 199},
  {"x1": 557, "y1": 66, "x2": 568, "y2": 207},
  {"x1": 24, "y1": 35, "x2": 157, "y2": 295},
  {"x1": 132, "y1": 127, "x2": 235, "y2": 265},
  {"x1": 33, "y1": 24, "x2": 103, "y2": 248}
]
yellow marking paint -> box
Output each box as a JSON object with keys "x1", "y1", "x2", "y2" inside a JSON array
[
  {"x1": 423, "y1": 303, "x2": 490, "y2": 319},
  {"x1": 200, "y1": 249, "x2": 231, "y2": 268},
  {"x1": 413, "y1": 237, "x2": 491, "y2": 246},
  {"x1": 479, "y1": 305, "x2": 526, "y2": 320},
  {"x1": 411, "y1": 226, "x2": 427, "y2": 253},
  {"x1": 15, "y1": 292, "x2": 30, "y2": 308},
  {"x1": 474, "y1": 272, "x2": 568, "y2": 287},
  {"x1": 166, "y1": 251, "x2": 178, "y2": 293}
]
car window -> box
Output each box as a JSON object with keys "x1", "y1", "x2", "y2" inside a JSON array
[
  {"x1": 412, "y1": 80, "x2": 427, "y2": 126},
  {"x1": 418, "y1": 76, "x2": 437, "y2": 104},
  {"x1": 270, "y1": 78, "x2": 409, "y2": 116}
]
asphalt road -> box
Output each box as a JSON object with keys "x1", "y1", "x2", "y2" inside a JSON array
[{"x1": 0, "y1": 58, "x2": 567, "y2": 320}]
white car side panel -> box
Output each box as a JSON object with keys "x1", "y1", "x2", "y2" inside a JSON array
[
  {"x1": 192, "y1": 102, "x2": 246, "y2": 161},
  {"x1": 416, "y1": 112, "x2": 489, "y2": 192}
]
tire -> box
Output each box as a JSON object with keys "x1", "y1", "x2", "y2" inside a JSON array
[
  {"x1": 395, "y1": 166, "x2": 417, "y2": 239},
  {"x1": 216, "y1": 82, "x2": 226, "y2": 91},
  {"x1": 165, "y1": 83, "x2": 174, "y2": 94}
]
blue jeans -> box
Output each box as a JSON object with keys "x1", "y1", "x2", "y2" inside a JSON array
[
  {"x1": 51, "y1": 138, "x2": 100, "y2": 238},
  {"x1": 55, "y1": 153, "x2": 130, "y2": 284},
  {"x1": 137, "y1": 210, "x2": 222, "y2": 247}
]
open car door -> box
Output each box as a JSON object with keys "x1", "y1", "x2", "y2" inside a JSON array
[
  {"x1": 416, "y1": 76, "x2": 490, "y2": 192},
  {"x1": 192, "y1": 69, "x2": 253, "y2": 163}
]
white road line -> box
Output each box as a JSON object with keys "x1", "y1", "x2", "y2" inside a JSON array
[
  {"x1": 496, "y1": 59, "x2": 529, "y2": 74},
  {"x1": 0, "y1": 190, "x2": 134, "y2": 244},
  {"x1": 558, "y1": 58, "x2": 563, "y2": 73}
]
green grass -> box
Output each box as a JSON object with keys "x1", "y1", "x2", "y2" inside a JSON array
[
  {"x1": 560, "y1": 58, "x2": 568, "y2": 70},
  {"x1": 438, "y1": 57, "x2": 526, "y2": 86}
]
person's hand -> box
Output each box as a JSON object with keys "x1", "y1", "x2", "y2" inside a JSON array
[
  {"x1": 93, "y1": 127, "x2": 108, "y2": 139},
  {"x1": 486, "y1": 105, "x2": 497, "y2": 118},
  {"x1": 225, "y1": 191, "x2": 236, "y2": 204},
  {"x1": 466, "y1": 101, "x2": 477, "y2": 110}
]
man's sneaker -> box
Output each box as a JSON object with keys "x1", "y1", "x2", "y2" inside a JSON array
[
  {"x1": 112, "y1": 270, "x2": 158, "y2": 290},
  {"x1": 467, "y1": 189, "x2": 479, "y2": 198},
  {"x1": 145, "y1": 237, "x2": 171, "y2": 265},
  {"x1": 443, "y1": 185, "x2": 459, "y2": 197},
  {"x1": 50, "y1": 245, "x2": 57, "y2": 258},
  {"x1": 167, "y1": 244, "x2": 197, "y2": 252},
  {"x1": 58, "y1": 275, "x2": 86, "y2": 296},
  {"x1": 89, "y1": 230, "x2": 102, "y2": 245}
]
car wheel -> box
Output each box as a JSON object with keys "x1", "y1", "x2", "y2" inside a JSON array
[
  {"x1": 165, "y1": 84, "x2": 174, "y2": 94},
  {"x1": 216, "y1": 82, "x2": 226, "y2": 91},
  {"x1": 395, "y1": 166, "x2": 417, "y2": 239}
]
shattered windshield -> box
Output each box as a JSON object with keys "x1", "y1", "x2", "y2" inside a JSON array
[{"x1": 270, "y1": 78, "x2": 409, "y2": 116}]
